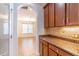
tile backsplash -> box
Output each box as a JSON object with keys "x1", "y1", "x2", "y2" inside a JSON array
[{"x1": 44, "y1": 26, "x2": 79, "y2": 40}]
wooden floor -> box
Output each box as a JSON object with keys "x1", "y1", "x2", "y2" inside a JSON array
[{"x1": 18, "y1": 37, "x2": 36, "y2": 56}]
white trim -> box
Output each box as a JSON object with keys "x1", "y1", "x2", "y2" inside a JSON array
[{"x1": 9, "y1": 3, "x2": 14, "y2": 56}]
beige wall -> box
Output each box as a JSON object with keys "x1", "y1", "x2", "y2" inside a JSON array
[{"x1": 44, "y1": 26, "x2": 79, "y2": 40}]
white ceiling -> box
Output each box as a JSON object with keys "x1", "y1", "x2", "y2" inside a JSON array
[
  {"x1": 18, "y1": 6, "x2": 36, "y2": 18},
  {"x1": 0, "y1": 3, "x2": 46, "y2": 21},
  {"x1": 18, "y1": 6, "x2": 36, "y2": 21},
  {"x1": 18, "y1": 3, "x2": 46, "y2": 21}
]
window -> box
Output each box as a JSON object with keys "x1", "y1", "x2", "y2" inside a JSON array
[
  {"x1": 22, "y1": 24, "x2": 33, "y2": 34},
  {"x1": 3, "y1": 22, "x2": 8, "y2": 34}
]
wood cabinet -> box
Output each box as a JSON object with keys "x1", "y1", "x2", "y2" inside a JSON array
[
  {"x1": 44, "y1": 3, "x2": 79, "y2": 27},
  {"x1": 58, "y1": 48, "x2": 72, "y2": 56},
  {"x1": 42, "y1": 40, "x2": 48, "y2": 56},
  {"x1": 39, "y1": 37, "x2": 73, "y2": 56},
  {"x1": 42, "y1": 44, "x2": 48, "y2": 56},
  {"x1": 44, "y1": 3, "x2": 54, "y2": 28},
  {"x1": 49, "y1": 3, "x2": 54, "y2": 27},
  {"x1": 44, "y1": 4, "x2": 49, "y2": 28},
  {"x1": 39, "y1": 39, "x2": 43, "y2": 56},
  {"x1": 49, "y1": 44, "x2": 58, "y2": 56},
  {"x1": 66, "y1": 3, "x2": 79, "y2": 26},
  {"x1": 39, "y1": 39, "x2": 48, "y2": 56},
  {"x1": 55, "y1": 3, "x2": 65, "y2": 26},
  {"x1": 49, "y1": 49, "x2": 57, "y2": 56}
]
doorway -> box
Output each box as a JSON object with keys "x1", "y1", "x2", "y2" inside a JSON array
[{"x1": 17, "y1": 4, "x2": 37, "y2": 56}]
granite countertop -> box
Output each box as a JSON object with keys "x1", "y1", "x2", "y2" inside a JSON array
[{"x1": 40, "y1": 35, "x2": 79, "y2": 56}]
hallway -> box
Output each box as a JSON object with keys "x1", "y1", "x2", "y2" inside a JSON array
[{"x1": 18, "y1": 37, "x2": 36, "y2": 56}]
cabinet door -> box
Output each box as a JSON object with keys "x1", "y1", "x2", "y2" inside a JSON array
[
  {"x1": 42, "y1": 44, "x2": 48, "y2": 56},
  {"x1": 49, "y1": 3, "x2": 54, "y2": 27},
  {"x1": 66, "y1": 3, "x2": 79, "y2": 26},
  {"x1": 44, "y1": 5, "x2": 49, "y2": 28},
  {"x1": 55, "y1": 3, "x2": 65, "y2": 26},
  {"x1": 49, "y1": 49, "x2": 57, "y2": 56},
  {"x1": 39, "y1": 40, "x2": 43, "y2": 56}
]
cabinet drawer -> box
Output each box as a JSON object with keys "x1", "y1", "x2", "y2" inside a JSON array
[
  {"x1": 49, "y1": 44, "x2": 58, "y2": 53},
  {"x1": 58, "y1": 48, "x2": 72, "y2": 56}
]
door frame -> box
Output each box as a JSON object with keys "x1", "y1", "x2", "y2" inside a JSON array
[{"x1": 9, "y1": 3, "x2": 18, "y2": 56}]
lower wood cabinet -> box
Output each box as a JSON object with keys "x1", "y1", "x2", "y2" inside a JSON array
[
  {"x1": 42, "y1": 44, "x2": 48, "y2": 56},
  {"x1": 39, "y1": 39, "x2": 48, "y2": 56},
  {"x1": 39, "y1": 40, "x2": 42, "y2": 56},
  {"x1": 39, "y1": 38, "x2": 73, "y2": 56},
  {"x1": 49, "y1": 49, "x2": 57, "y2": 56},
  {"x1": 58, "y1": 48, "x2": 72, "y2": 56}
]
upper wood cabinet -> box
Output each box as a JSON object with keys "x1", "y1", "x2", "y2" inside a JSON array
[
  {"x1": 44, "y1": 3, "x2": 79, "y2": 27},
  {"x1": 49, "y1": 3, "x2": 54, "y2": 27},
  {"x1": 44, "y1": 4, "x2": 49, "y2": 28},
  {"x1": 44, "y1": 4, "x2": 54, "y2": 28},
  {"x1": 55, "y1": 3, "x2": 65, "y2": 26},
  {"x1": 66, "y1": 3, "x2": 79, "y2": 26}
]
